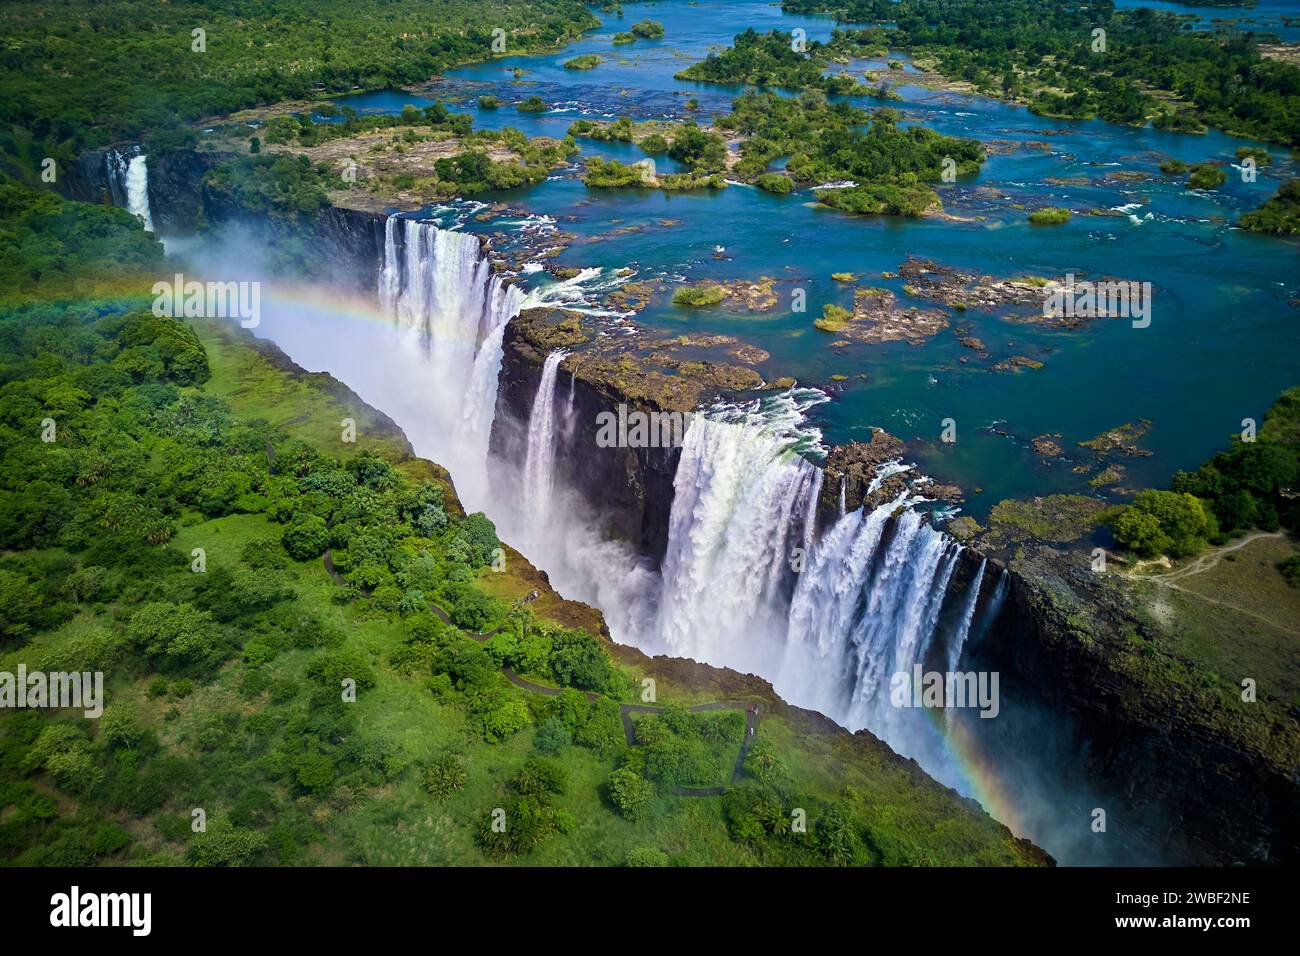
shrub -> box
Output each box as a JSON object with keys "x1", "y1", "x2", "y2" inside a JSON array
[
  {"x1": 423, "y1": 753, "x2": 468, "y2": 798},
  {"x1": 631, "y1": 19, "x2": 664, "y2": 38},
  {"x1": 533, "y1": 716, "x2": 571, "y2": 755},
  {"x1": 1028, "y1": 207, "x2": 1071, "y2": 225},
  {"x1": 639, "y1": 133, "x2": 669, "y2": 154},
  {"x1": 671, "y1": 285, "x2": 726, "y2": 308},
  {"x1": 609, "y1": 766, "x2": 654, "y2": 820},
  {"x1": 755, "y1": 172, "x2": 793, "y2": 194},
  {"x1": 1187, "y1": 164, "x2": 1227, "y2": 190},
  {"x1": 563, "y1": 54, "x2": 603, "y2": 71},
  {"x1": 626, "y1": 847, "x2": 669, "y2": 866}
]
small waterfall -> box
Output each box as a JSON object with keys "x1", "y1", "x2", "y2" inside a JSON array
[
  {"x1": 521, "y1": 350, "x2": 568, "y2": 541},
  {"x1": 106, "y1": 148, "x2": 154, "y2": 232},
  {"x1": 947, "y1": 559, "x2": 987, "y2": 675}
]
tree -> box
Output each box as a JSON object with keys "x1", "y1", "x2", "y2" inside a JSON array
[
  {"x1": 282, "y1": 512, "x2": 329, "y2": 560},
  {"x1": 533, "y1": 716, "x2": 571, "y2": 755},
  {"x1": 609, "y1": 766, "x2": 654, "y2": 820},
  {"x1": 1110, "y1": 508, "x2": 1169, "y2": 558},
  {"x1": 127, "y1": 602, "x2": 221, "y2": 667}
]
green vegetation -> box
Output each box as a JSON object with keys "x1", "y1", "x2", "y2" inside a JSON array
[
  {"x1": 583, "y1": 157, "x2": 656, "y2": 188},
  {"x1": 257, "y1": 102, "x2": 471, "y2": 149},
  {"x1": 755, "y1": 172, "x2": 794, "y2": 194},
  {"x1": 639, "y1": 134, "x2": 670, "y2": 155},
  {"x1": 430, "y1": 130, "x2": 576, "y2": 194},
  {"x1": 1187, "y1": 164, "x2": 1228, "y2": 190},
  {"x1": 631, "y1": 19, "x2": 665, "y2": 39},
  {"x1": 1107, "y1": 388, "x2": 1300, "y2": 558},
  {"x1": 517, "y1": 96, "x2": 550, "y2": 113},
  {"x1": 0, "y1": 179, "x2": 1039, "y2": 868},
  {"x1": 715, "y1": 93, "x2": 982, "y2": 216},
  {"x1": 563, "y1": 54, "x2": 604, "y2": 71},
  {"x1": 779, "y1": 0, "x2": 1300, "y2": 145},
  {"x1": 204, "y1": 155, "x2": 337, "y2": 219},
  {"x1": 815, "y1": 304, "x2": 852, "y2": 332},
  {"x1": 568, "y1": 116, "x2": 635, "y2": 143},
  {"x1": 628, "y1": 706, "x2": 744, "y2": 788},
  {"x1": 1235, "y1": 146, "x2": 1271, "y2": 166},
  {"x1": 477, "y1": 96, "x2": 501, "y2": 110},
  {"x1": 1238, "y1": 179, "x2": 1300, "y2": 234},
  {"x1": 668, "y1": 123, "x2": 729, "y2": 172},
  {"x1": 1109, "y1": 491, "x2": 1219, "y2": 558},
  {"x1": 672, "y1": 285, "x2": 727, "y2": 308},
  {"x1": 1028, "y1": 207, "x2": 1071, "y2": 226},
  {"x1": 613, "y1": 32, "x2": 636, "y2": 45},
  {"x1": 0, "y1": 180, "x2": 163, "y2": 301},
  {"x1": 1160, "y1": 159, "x2": 1190, "y2": 175},
  {"x1": 0, "y1": 0, "x2": 600, "y2": 179},
  {"x1": 677, "y1": 29, "x2": 864, "y2": 94}
]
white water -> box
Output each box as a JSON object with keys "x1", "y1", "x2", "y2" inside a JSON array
[
  {"x1": 125, "y1": 156, "x2": 154, "y2": 232},
  {"x1": 521, "y1": 350, "x2": 567, "y2": 550},
  {"x1": 207, "y1": 211, "x2": 998, "y2": 808},
  {"x1": 106, "y1": 149, "x2": 155, "y2": 232},
  {"x1": 377, "y1": 218, "x2": 524, "y2": 501},
  {"x1": 655, "y1": 392, "x2": 825, "y2": 674},
  {"x1": 643, "y1": 394, "x2": 993, "y2": 796}
]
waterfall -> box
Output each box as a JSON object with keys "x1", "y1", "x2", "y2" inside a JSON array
[
  {"x1": 106, "y1": 149, "x2": 154, "y2": 232},
  {"x1": 948, "y1": 558, "x2": 987, "y2": 675},
  {"x1": 521, "y1": 350, "x2": 568, "y2": 543},
  {"x1": 645, "y1": 390, "x2": 1003, "y2": 799},
  {"x1": 377, "y1": 217, "x2": 524, "y2": 500},
  {"x1": 654, "y1": 391, "x2": 825, "y2": 672}
]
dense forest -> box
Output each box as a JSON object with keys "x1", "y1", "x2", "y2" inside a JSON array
[
  {"x1": 1104, "y1": 390, "x2": 1300, "y2": 559},
  {"x1": 718, "y1": 91, "x2": 985, "y2": 214},
  {"x1": 0, "y1": 0, "x2": 599, "y2": 177},
  {"x1": 773, "y1": 0, "x2": 1300, "y2": 144}
]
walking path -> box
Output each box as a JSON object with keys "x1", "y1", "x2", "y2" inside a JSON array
[
  {"x1": 1124, "y1": 532, "x2": 1299, "y2": 635},
  {"x1": 324, "y1": 549, "x2": 761, "y2": 795}
]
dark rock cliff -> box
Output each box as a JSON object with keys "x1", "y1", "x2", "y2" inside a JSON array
[
  {"x1": 63, "y1": 145, "x2": 386, "y2": 288},
  {"x1": 987, "y1": 547, "x2": 1299, "y2": 865},
  {"x1": 491, "y1": 308, "x2": 681, "y2": 561}
]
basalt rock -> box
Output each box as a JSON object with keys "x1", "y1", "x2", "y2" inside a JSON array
[{"x1": 988, "y1": 545, "x2": 1300, "y2": 865}]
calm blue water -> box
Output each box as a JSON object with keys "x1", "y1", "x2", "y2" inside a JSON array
[
  {"x1": 1116, "y1": 0, "x2": 1300, "y2": 42},
  {"x1": 330, "y1": 0, "x2": 1299, "y2": 516}
]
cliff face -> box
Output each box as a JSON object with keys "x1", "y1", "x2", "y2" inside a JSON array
[
  {"x1": 198, "y1": 176, "x2": 387, "y2": 290},
  {"x1": 491, "y1": 309, "x2": 681, "y2": 561},
  {"x1": 63, "y1": 145, "x2": 387, "y2": 288},
  {"x1": 989, "y1": 548, "x2": 1299, "y2": 865},
  {"x1": 57, "y1": 146, "x2": 214, "y2": 232}
]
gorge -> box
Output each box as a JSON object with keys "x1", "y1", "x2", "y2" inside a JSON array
[{"x1": 64, "y1": 0, "x2": 1299, "y2": 869}]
